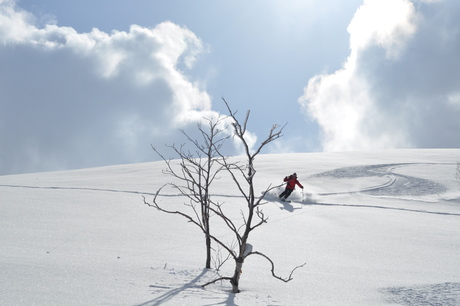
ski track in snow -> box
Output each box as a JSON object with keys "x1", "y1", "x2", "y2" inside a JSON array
[
  {"x1": 312, "y1": 162, "x2": 449, "y2": 196},
  {"x1": 382, "y1": 282, "x2": 460, "y2": 306},
  {"x1": 311, "y1": 202, "x2": 460, "y2": 216}
]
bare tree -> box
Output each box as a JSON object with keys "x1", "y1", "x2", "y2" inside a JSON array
[
  {"x1": 145, "y1": 116, "x2": 229, "y2": 269},
  {"x1": 144, "y1": 98, "x2": 305, "y2": 293},
  {"x1": 200, "y1": 98, "x2": 305, "y2": 293}
]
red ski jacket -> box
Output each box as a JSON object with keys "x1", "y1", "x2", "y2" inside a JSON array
[{"x1": 284, "y1": 176, "x2": 303, "y2": 190}]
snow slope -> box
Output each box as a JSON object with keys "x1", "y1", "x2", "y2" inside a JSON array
[{"x1": 1, "y1": 149, "x2": 460, "y2": 305}]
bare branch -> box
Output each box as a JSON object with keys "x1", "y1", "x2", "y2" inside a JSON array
[
  {"x1": 202, "y1": 276, "x2": 233, "y2": 288},
  {"x1": 250, "y1": 207, "x2": 268, "y2": 232},
  {"x1": 216, "y1": 156, "x2": 248, "y2": 201},
  {"x1": 242, "y1": 110, "x2": 250, "y2": 135},
  {"x1": 144, "y1": 192, "x2": 237, "y2": 261},
  {"x1": 207, "y1": 202, "x2": 242, "y2": 245},
  {"x1": 249, "y1": 123, "x2": 287, "y2": 159},
  {"x1": 255, "y1": 182, "x2": 284, "y2": 207},
  {"x1": 212, "y1": 242, "x2": 235, "y2": 272},
  {"x1": 247, "y1": 251, "x2": 306, "y2": 283},
  {"x1": 207, "y1": 232, "x2": 237, "y2": 260},
  {"x1": 143, "y1": 190, "x2": 202, "y2": 229}
]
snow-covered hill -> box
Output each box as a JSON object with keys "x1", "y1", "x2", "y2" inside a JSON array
[{"x1": 1, "y1": 149, "x2": 460, "y2": 305}]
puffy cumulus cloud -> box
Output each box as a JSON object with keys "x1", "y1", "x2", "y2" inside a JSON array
[
  {"x1": 299, "y1": 0, "x2": 460, "y2": 151},
  {"x1": 0, "y1": 1, "x2": 246, "y2": 174},
  {"x1": 347, "y1": 0, "x2": 417, "y2": 60}
]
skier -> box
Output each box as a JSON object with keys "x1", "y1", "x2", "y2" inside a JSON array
[{"x1": 279, "y1": 172, "x2": 303, "y2": 201}]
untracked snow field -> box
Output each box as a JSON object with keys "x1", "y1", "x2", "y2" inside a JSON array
[{"x1": 1, "y1": 149, "x2": 460, "y2": 305}]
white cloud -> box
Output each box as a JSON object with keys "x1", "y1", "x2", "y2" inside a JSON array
[
  {"x1": 299, "y1": 0, "x2": 460, "y2": 151},
  {"x1": 448, "y1": 92, "x2": 460, "y2": 110},
  {"x1": 348, "y1": 0, "x2": 417, "y2": 60},
  {"x1": 0, "y1": 0, "x2": 248, "y2": 174}
]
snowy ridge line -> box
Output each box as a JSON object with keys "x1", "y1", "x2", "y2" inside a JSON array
[
  {"x1": 0, "y1": 184, "x2": 157, "y2": 196},
  {"x1": 0, "y1": 184, "x2": 247, "y2": 199},
  {"x1": 310, "y1": 202, "x2": 460, "y2": 217}
]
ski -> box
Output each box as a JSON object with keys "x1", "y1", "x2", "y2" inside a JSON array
[{"x1": 278, "y1": 198, "x2": 291, "y2": 203}]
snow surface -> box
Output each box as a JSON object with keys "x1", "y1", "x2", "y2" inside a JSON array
[{"x1": 1, "y1": 149, "x2": 460, "y2": 305}]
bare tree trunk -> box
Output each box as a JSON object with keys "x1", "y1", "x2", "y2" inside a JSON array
[
  {"x1": 230, "y1": 257, "x2": 244, "y2": 293},
  {"x1": 205, "y1": 221, "x2": 211, "y2": 269}
]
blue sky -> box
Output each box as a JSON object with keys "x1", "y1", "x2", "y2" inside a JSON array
[{"x1": 1, "y1": 0, "x2": 460, "y2": 175}]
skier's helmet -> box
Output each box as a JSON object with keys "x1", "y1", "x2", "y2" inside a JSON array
[{"x1": 293, "y1": 172, "x2": 297, "y2": 178}]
